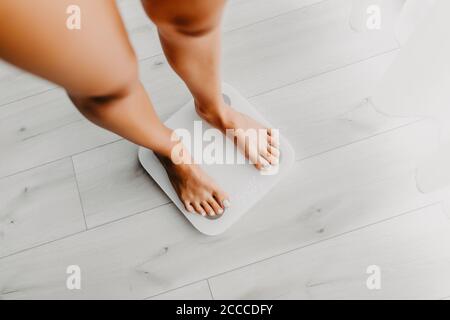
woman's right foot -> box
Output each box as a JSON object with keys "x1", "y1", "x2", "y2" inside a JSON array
[{"x1": 156, "y1": 152, "x2": 230, "y2": 217}]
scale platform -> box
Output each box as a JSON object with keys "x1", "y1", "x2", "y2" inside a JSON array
[{"x1": 139, "y1": 83, "x2": 295, "y2": 235}]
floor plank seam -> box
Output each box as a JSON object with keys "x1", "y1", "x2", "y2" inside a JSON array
[
  {"x1": 247, "y1": 47, "x2": 401, "y2": 100},
  {"x1": 0, "y1": 202, "x2": 172, "y2": 261},
  {"x1": 143, "y1": 279, "x2": 213, "y2": 300},
  {"x1": 222, "y1": 0, "x2": 329, "y2": 35},
  {"x1": 394, "y1": 31, "x2": 403, "y2": 49},
  {"x1": 296, "y1": 118, "x2": 425, "y2": 162},
  {"x1": 71, "y1": 156, "x2": 88, "y2": 230},
  {"x1": 207, "y1": 279, "x2": 215, "y2": 300},
  {"x1": 0, "y1": 229, "x2": 88, "y2": 260},
  {"x1": 0, "y1": 86, "x2": 57, "y2": 109},
  {"x1": 0, "y1": 137, "x2": 124, "y2": 181},
  {"x1": 84, "y1": 201, "x2": 172, "y2": 231}
]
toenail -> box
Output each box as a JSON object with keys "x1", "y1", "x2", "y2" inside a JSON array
[
  {"x1": 223, "y1": 200, "x2": 231, "y2": 208},
  {"x1": 218, "y1": 208, "x2": 224, "y2": 214}
]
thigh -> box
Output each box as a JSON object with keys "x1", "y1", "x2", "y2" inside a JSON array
[{"x1": 0, "y1": 0, "x2": 137, "y2": 96}]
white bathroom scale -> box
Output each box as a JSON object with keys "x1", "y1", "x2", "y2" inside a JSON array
[{"x1": 138, "y1": 83, "x2": 295, "y2": 235}]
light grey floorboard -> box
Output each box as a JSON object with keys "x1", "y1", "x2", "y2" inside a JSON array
[
  {"x1": 0, "y1": 204, "x2": 195, "y2": 299},
  {"x1": 147, "y1": 281, "x2": 213, "y2": 300},
  {"x1": 0, "y1": 89, "x2": 119, "y2": 178},
  {"x1": 72, "y1": 140, "x2": 169, "y2": 228},
  {"x1": 0, "y1": 120, "x2": 443, "y2": 299},
  {"x1": 209, "y1": 204, "x2": 450, "y2": 300},
  {"x1": 222, "y1": 0, "x2": 399, "y2": 97},
  {"x1": 0, "y1": 159, "x2": 86, "y2": 258},
  {"x1": 248, "y1": 50, "x2": 417, "y2": 160},
  {"x1": 116, "y1": 0, "x2": 161, "y2": 60},
  {"x1": 138, "y1": 56, "x2": 191, "y2": 121},
  {"x1": 223, "y1": 0, "x2": 324, "y2": 32},
  {"x1": 0, "y1": 62, "x2": 55, "y2": 107}
]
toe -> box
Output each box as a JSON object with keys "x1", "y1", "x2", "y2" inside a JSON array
[
  {"x1": 259, "y1": 150, "x2": 269, "y2": 164},
  {"x1": 201, "y1": 201, "x2": 215, "y2": 217},
  {"x1": 255, "y1": 155, "x2": 271, "y2": 170},
  {"x1": 193, "y1": 202, "x2": 206, "y2": 217},
  {"x1": 213, "y1": 190, "x2": 230, "y2": 209},
  {"x1": 243, "y1": 138, "x2": 261, "y2": 166},
  {"x1": 184, "y1": 201, "x2": 195, "y2": 213},
  {"x1": 267, "y1": 128, "x2": 280, "y2": 148},
  {"x1": 268, "y1": 145, "x2": 280, "y2": 158},
  {"x1": 208, "y1": 198, "x2": 224, "y2": 215},
  {"x1": 260, "y1": 145, "x2": 278, "y2": 165},
  {"x1": 268, "y1": 134, "x2": 280, "y2": 147},
  {"x1": 265, "y1": 153, "x2": 279, "y2": 165}
]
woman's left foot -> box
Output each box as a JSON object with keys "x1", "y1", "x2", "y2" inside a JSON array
[{"x1": 195, "y1": 101, "x2": 280, "y2": 170}]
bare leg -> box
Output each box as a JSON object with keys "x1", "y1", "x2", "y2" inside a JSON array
[
  {"x1": 0, "y1": 0, "x2": 228, "y2": 216},
  {"x1": 142, "y1": 0, "x2": 280, "y2": 170}
]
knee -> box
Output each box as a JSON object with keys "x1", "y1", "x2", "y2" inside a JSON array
[
  {"x1": 71, "y1": 54, "x2": 139, "y2": 114},
  {"x1": 89, "y1": 54, "x2": 139, "y2": 100},
  {"x1": 169, "y1": 15, "x2": 219, "y2": 37},
  {"x1": 142, "y1": 0, "x2": 224, "y2": 37}
]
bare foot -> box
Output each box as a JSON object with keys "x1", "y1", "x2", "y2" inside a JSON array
[
  {"x1": 156, "y1": 151, "x2": 230, "y2": 217},
  {"x1": 196, "y1": 102, "x2": 280, "y2": 170}
]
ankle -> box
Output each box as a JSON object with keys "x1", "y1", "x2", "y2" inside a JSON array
[
  {"x1": 195, "y1": 99, "x2": 230, "y2": 129},
  {"x1": 156, "y1": 151, "x2": 196, "y2": 180},
  {"x1": 155, "y1": 131, "x2": 194, "y2": 168}
]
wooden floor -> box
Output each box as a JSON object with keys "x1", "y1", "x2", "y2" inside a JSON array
[{"x1": 1, "y1": 0, "x2": 450, "y2": 299}]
